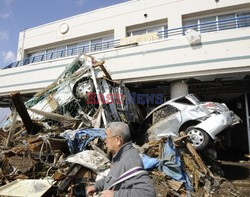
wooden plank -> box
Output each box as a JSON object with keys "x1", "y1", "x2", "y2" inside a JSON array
[
  {"x1": 92, "y1": 60, "x2": 112, "y2": 80},
  {"x1": 180, "y1": 131, "x2": 208, "y2": 175},
  {"x1": 166, "y1": 180, "x2": 183, "y2": 191},
  {"x1": 99, "y1": 64, "x2": 112, "y2": 81},
  {"x1": 217, "y1": 160, "x2": 250, "y2": 168},
  {"x1": 11, "y1": 92, "x2": 39, "y2": 134},
  {"x1": 182, "y1": 153, "x2": 200, "y2": 191},
  {"x1": 28, "y1": 108, "x2": 86, "y2": 124},
  {"x1": 58, "y1": 164, "x2": 82, "y2": 192}
]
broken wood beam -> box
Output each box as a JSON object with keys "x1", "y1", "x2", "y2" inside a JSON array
[
  {"x1": 99, "y1": 64, "x2": 112, "y2": 81},
  {"x1": 58, "y1": 164, "x2": 82, "y2": 192},
  {"x1": 180, "y1": 131, "x2": 208, "y2": 175},
  {"x1": 93, "y1": 60, "x2": 112, "y2": 80},
  {"x1": 28, "y1": 108, "x2": 86, "y2": 124},
  {"x1": 182, "y1": 153, "x2": 200, "y2": 191},
  {"x1": 166, "y1": 179, "x2": 183, "y2": 191},
  {"x1": 89, "y1": 56, "x2": 112, "y2": 84},
  {"x1": 11, "y1": 92, "x2": 39, "y2": 134},
  {"x1": 174, "y1": 135, "x2": 188, "y2": 146},
  {"x1": 217, "y1": 160, "x2": 250, "y2": 167},
  {"x1": 92, "y1": 60, "x2": 105, "y2": 68}
]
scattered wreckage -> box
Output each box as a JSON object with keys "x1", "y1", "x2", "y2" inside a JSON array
[
  {"x1": 145, "y1": 94, "x2": 241, "y2": 150},
  {"x1": 2, "y1": 54, "x2": 143, "y2": 136},
  {"x1": 0, "y1": 54, "x2": 246, "y2": 196}
]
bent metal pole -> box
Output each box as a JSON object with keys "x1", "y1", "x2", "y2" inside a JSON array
[{"x1": 87, "y1": 56, "x2": 107, "y2": 127}]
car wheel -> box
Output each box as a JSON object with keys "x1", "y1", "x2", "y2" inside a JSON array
[{"x1": 184, "y1": 126, "x2": 210, "y2": 150}]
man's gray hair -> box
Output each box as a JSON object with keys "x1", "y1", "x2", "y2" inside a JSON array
[{"x1": 107, "y1": 122, "x2": 131, "y2": 143}]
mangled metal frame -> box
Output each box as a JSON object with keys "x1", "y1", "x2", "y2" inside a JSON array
[{"x1": 5, "y1": 53, "x2": 143, "y2": 130}]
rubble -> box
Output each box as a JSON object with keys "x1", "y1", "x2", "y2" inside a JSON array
[{"x1": 0, "y1": 54, "x2": 248, "y2": 197}]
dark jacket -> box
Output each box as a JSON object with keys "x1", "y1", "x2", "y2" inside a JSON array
[{"x1": 95, "y1": 142, "x2": 156, "y2": 197}]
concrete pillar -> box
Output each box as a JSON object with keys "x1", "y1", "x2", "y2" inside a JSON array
[
  {"x1": 170, "y1": 81, "x2": 188, "y2": 99},
  {"x1": 17, "y1": 31, "x2": 25, "y2": 60}
]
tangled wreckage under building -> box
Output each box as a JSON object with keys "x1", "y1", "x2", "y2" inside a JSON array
[{"x1": 0, "y1": 54, "x2": 248, "y2": 196}]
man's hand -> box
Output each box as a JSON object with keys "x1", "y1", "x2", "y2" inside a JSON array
[
  {"x1": 86, "y1": 185, "x2": 96, "y2": 196},
  {"x1": 100, "y1": 190, "x2": 114, "y2": 197}
]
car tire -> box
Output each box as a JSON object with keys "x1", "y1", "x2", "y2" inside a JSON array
[{"x1": 184, "y1": 126, "x2": 210, "y2": 150}]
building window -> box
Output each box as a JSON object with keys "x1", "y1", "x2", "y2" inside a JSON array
[
  {"x1": 27, "y1": 35, "x2": 114, "y2": 63},
  {"x1": 200, "y1": 16, "x2": 217, "y2": 33},
  {"x1": 183, "y1": 11, "x2": 250, "y2": 35},
  {"x1": 29, "y1": 50, "x2": 46, "y2": 63},
  {"x1": 46, "y1": 48, "x2": 56, "y2": 60},
  {"x1": 183, "y1": 19, "x2": 198, "y2": 34},
  {"x1": 56, "y1": 46, "x2": 67, "y2": 58},
  {"x1": 218, "y1": 14, "x2": 236, "y2": 30},
  {"x1": 237, "y1": 12, "x2": 250, "y2": 27},
  {"x1": 91, "y1": 36, "x2": 114, "y2": 52},
  {"x1": 148, "y1": 26, "x2": 163, "y2": 33},
  {"x1": 67, "y1": 44, "x2": 78, "y2": 56},
  {"x1": 78, "y1": 41, "x2": 89, "y2": 53},
  {"x1": 102, "y1": 36, "x2": 114, "y2": 50},
  {"x1": 68, "y1": 41, "x2": 90, "y2": 55},
  {"x1": 129, "y1": 29, "x2": 146, "y2": 36},
  {"x1": 127, "y1": 25, "x2": 167, "y2": 38},
  {"x1": 91, "y1": 38, "x2": 103, "y2": 52},
  {"x1": 46, "y1": 46, "x2": 66, "y2": 60}
]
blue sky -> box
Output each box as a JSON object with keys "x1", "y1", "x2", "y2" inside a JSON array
[
  {"x1": 0, "y1": 0, "x2": 128, "y2": 125},
  {"x1": 0, "y1": 0, "x2": 128, "y2": 69}
]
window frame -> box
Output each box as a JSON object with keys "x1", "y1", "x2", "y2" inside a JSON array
[{"x1": 182, "y1": 11, "x2": 250, "y2": 35}]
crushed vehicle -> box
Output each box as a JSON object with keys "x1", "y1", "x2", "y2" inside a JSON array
[
  {"x1": 3, "y1": 54, "x2": 143, "y2": 136},
  {"x1": 144, "y1": 94, "x2": 241, "y2": 150}
]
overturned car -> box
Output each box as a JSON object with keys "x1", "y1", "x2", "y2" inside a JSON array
[
  {"x1": 3, "y1": 54, "x2": 143, "y2": 136},
  {"x1": 144, "y1": 94, "x2": 241, "y2": 150}
]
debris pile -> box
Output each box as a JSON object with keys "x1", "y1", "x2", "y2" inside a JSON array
[{"x1": 0, "y1": 54, "x2": 246, "y2": 196}]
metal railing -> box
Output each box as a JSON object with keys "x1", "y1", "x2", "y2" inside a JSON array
[
  {"x1": 2, "y1": 39, "x2": 120, "y2": 69},
  {"x1": 2, "y1": 15, "x2": 250, "y2": 70},
  {"x1": 157, "y1": 15, "x2": 250, "y2": 39}
]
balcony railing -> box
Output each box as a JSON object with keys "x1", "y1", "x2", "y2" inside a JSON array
[
  {"x1": 2, "y1": 40, "x2": 120, "y2": 69},
  {"x1": 2, "y1": 15, "x2": 250, "y2": 70},
  {"x1": 157, "y1": 15, "x2": 250, "y2": 39}
]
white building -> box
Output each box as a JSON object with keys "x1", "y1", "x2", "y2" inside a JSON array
[{"x1": 0, "y1": 0, "x2": 250, "y2": 152}]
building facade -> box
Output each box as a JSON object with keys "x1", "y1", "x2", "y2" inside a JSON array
[{"x1": 0, "y1": 0, "x2": 250, "y2": 152}]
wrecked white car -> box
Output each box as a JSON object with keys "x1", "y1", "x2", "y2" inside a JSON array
[{"x1": 145, "y1": 94, "x2": 241, "y2": 150}]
